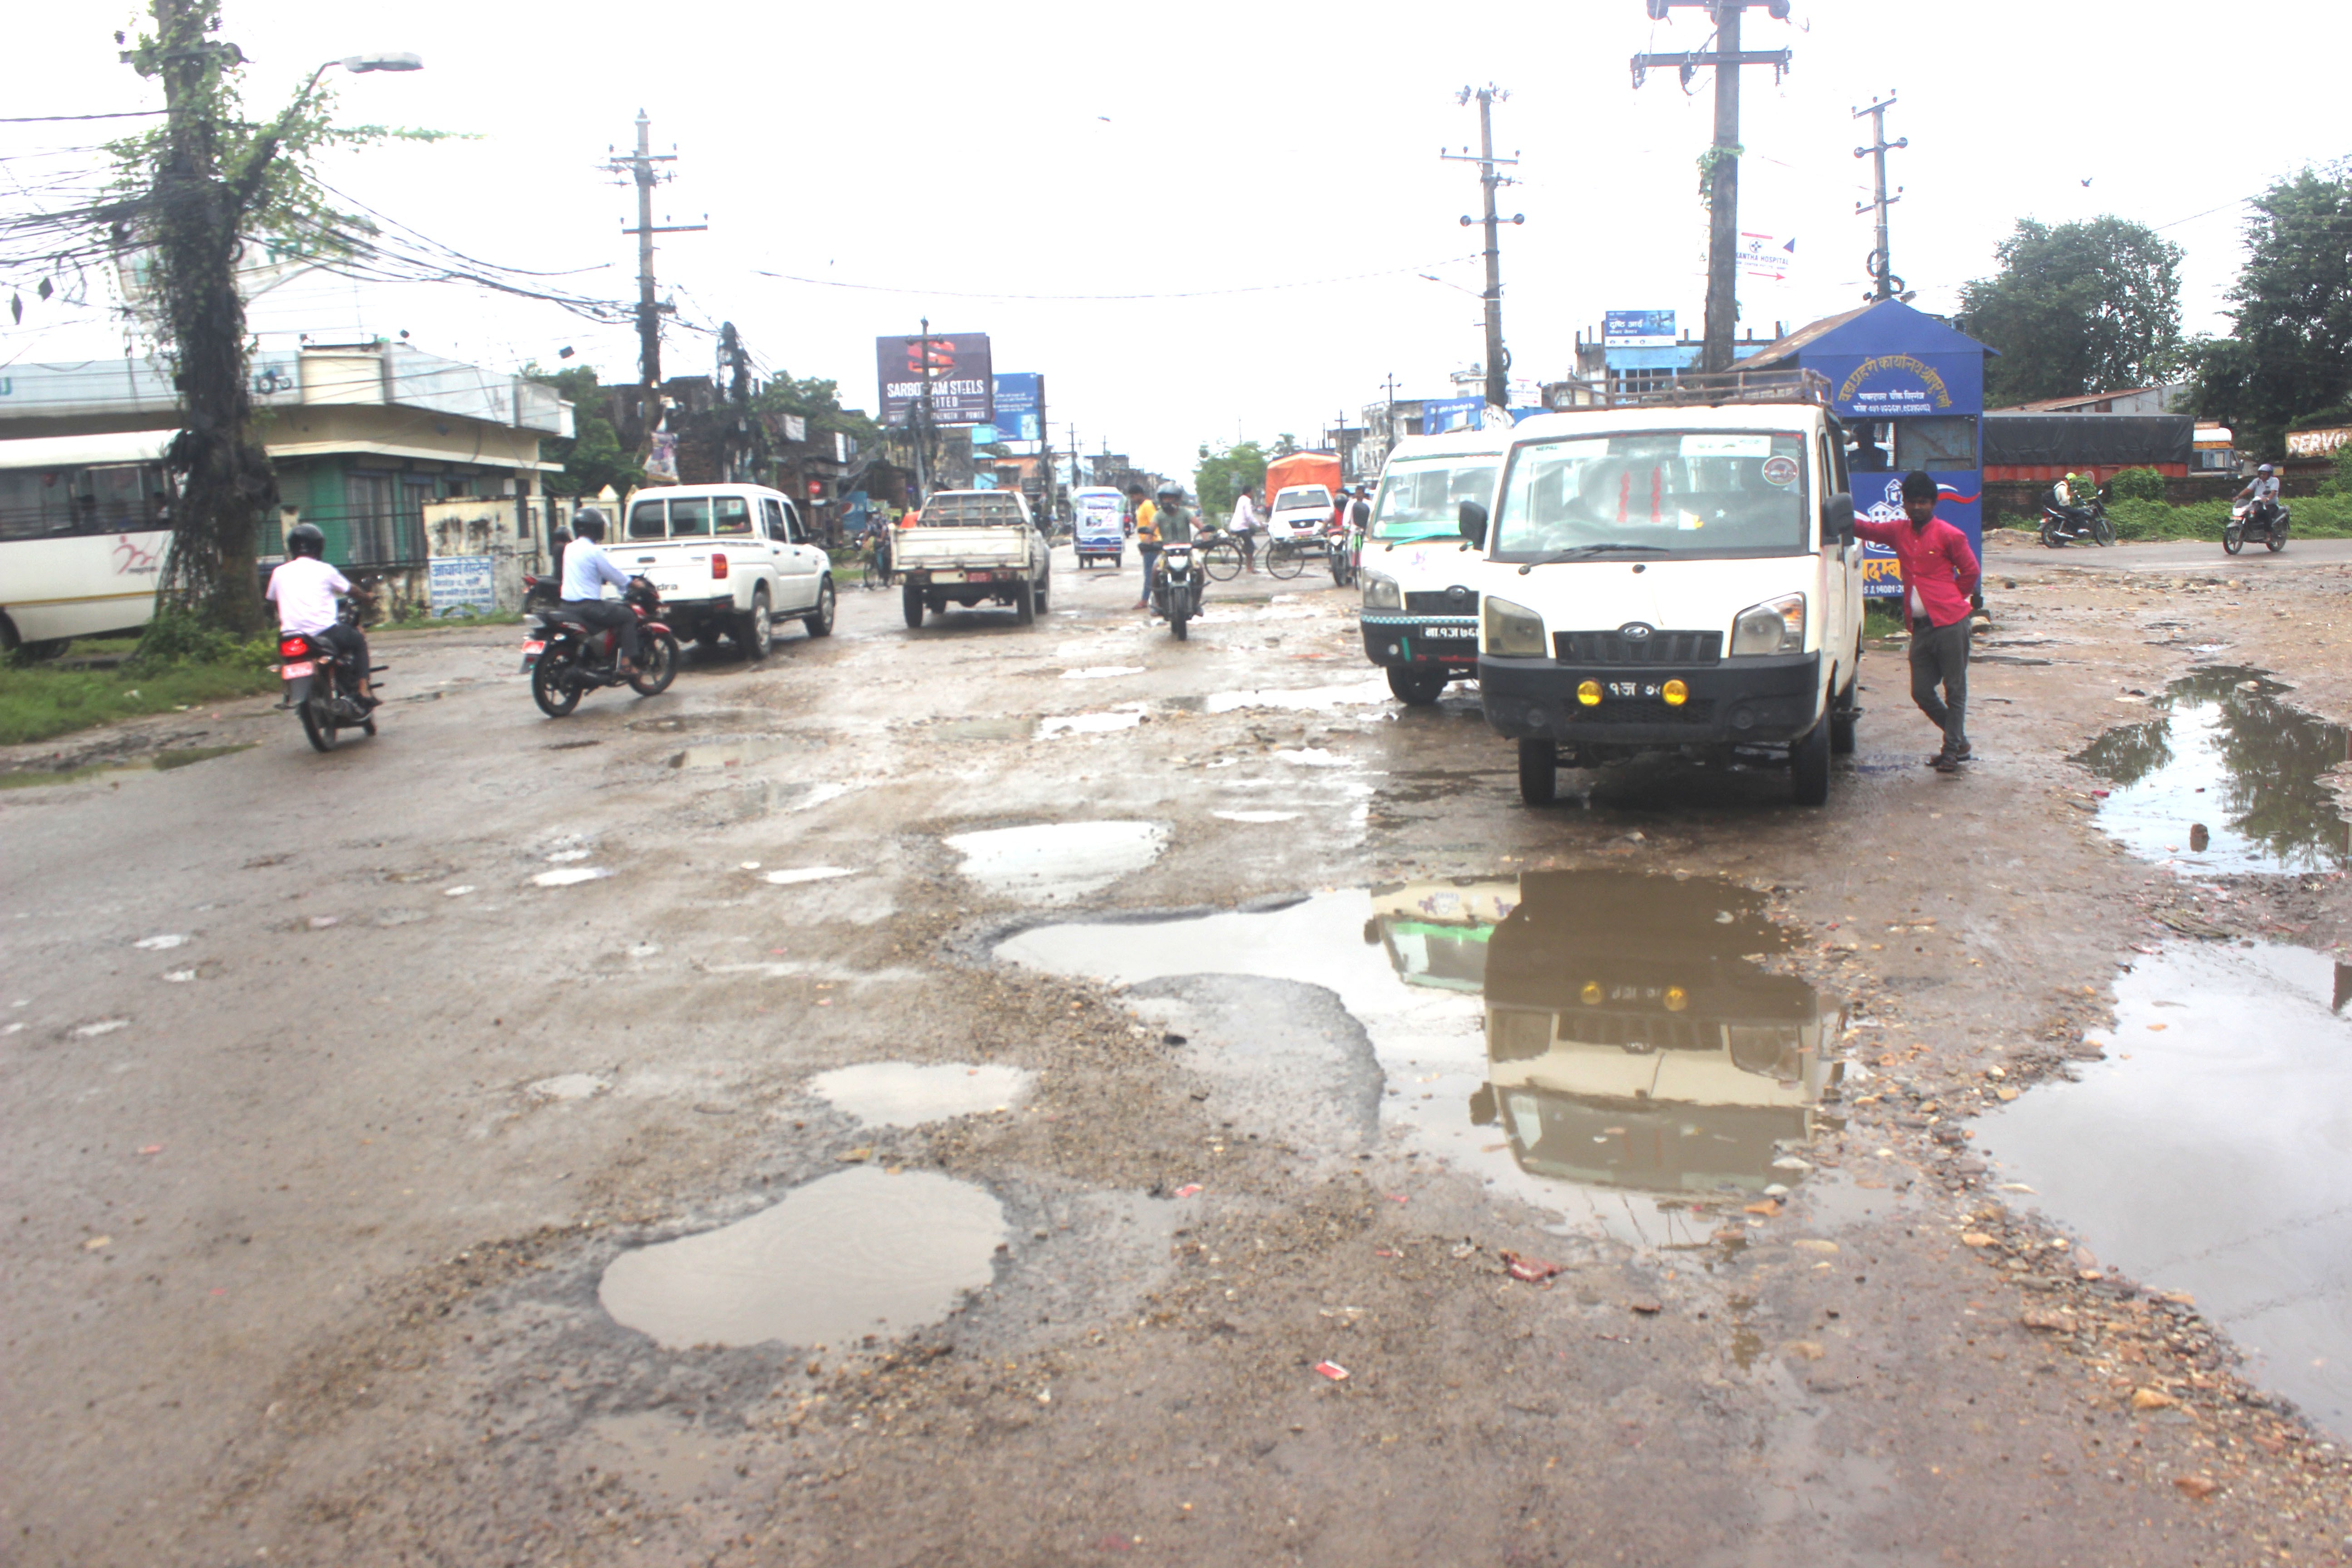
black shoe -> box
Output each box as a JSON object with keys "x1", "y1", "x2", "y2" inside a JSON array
[
  {"x1": 1933, "y1": 751, "x2": 1961, "y2": 774},
  {"x1": 1949, "y1": 740, "x2": 1972, "y2": 762}
]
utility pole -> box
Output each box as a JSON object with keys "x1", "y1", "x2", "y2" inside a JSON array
[
  {"x1": 1441, "y1": 86, "x2": 1522, "y2": 410},
  {"x1": 1853, "y1": 94, "x2": 1907, "y2": 302},
  {"x1": 1631, "y1": 2, "x2": 1793, "y2": 373},
  {"x1": 903, "y1": 317, "x2": 936, "y2": 502},
  {"x1": 609, "y1": 112, "x2": 705, "y2": 449}
]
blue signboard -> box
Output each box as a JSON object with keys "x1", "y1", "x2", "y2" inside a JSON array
[
  {"x1": 427, "y1": 555, "x2": 497, "y2": 617},
  {"x1": 1421, "y1": 396, "x2": 1484, "y2": 434},
  {"x1": 992, "y1": 372, "x2": 1043, "y2": 442},
  {"x1": 1603, "y1": 309, "x2": 1676, "y2": 347}
]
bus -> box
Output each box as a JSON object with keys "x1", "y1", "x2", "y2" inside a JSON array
[{"x1": 0, "y1": 431, "x2": 175, "y2": 657}]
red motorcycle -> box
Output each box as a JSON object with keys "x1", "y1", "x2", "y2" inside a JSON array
[{"x1": 520, "y1": 578, "x2": 679, "y2": 717}]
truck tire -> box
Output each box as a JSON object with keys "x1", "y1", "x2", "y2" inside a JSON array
[
  {"x1": 902, "y1": 584, "x2": 925, "y2": 629},
  {"x1": 1790, "y1": 715, "x2": 1832, "y2": 806},
  {"x1": 1829, "y1": 666, "x2": 1859, "y2": 755},
  {"x1": 737, "y1": 586, "x2": 773, "y2": 661},
  {"x1": 1014, "y1": 580, "x2": 1036, "y2": 625},
  {"x1": 1387, "y1": 667, "x2": 1447, "y2": 706},
  {"x1": 804, "y1": 577, "x2": 836, "y2": 637},
  {"x1": 1517, "y1": 738, "x2": 1557, "y2": 806},
  {"x1": 1034, "y1": 574, "x2": 1050, "y2": 616}
]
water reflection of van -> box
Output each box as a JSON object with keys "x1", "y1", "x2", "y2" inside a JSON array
[
  {"x1": 1364, "y1": 879, "x2": 1521, "y2": 992},
  {"x1": 1468, "y1": 870, "x2": 1843, "y2": 1193}
]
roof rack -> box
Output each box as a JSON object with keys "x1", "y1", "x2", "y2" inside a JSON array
[{"x1": 1554, "y1": 368, "x2": 1833, "y2": 411}]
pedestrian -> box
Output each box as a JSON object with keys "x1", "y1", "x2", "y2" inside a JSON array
[
  {"x1": 1851, "y1": 471, "x2": 1983, "y2": 773},
  {"x1": 1128, "y1": 484, "x2": 1159, "y2": 609},
  {"x1": 1230, "y1": 483, "x2": 1263, "y2": 573}
]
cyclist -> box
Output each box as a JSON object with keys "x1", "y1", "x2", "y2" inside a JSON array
[{"x1": 1229, "y1": 484, "x2": 1263, "y2": 573}]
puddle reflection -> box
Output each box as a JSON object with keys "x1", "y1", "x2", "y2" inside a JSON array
[{"x1": 2076, "y1": 666, "x2": 2352, "y2": 872}]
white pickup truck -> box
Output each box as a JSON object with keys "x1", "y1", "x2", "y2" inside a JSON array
[
  {"x1": 616, "y1": 483, "x2": 836, "y2": 658},
  {"x1": 896, "y1": 490, "x2": 1052, "y2": 628}
]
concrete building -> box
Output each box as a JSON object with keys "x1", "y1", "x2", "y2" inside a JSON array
[{"x1": 0, "y1": 341, "x2": 571, "y2": 570}]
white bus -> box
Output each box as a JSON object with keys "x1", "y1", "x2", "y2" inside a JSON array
[{"x1": 0, "y1": 431, "x2": 175, "y2": 657}]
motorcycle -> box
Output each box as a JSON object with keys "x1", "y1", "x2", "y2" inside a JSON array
[
  {"x1": 2224, "y1": 497, "x2": 2289, "y2": 555},
  {"x1": 522, "y1": 572, "x2": 563, "y2": 613},
  {"x1": 520, "y1": 577, "x2": 680, "y2": 716},
  {"x1": 1152, "y1": 542, "x2": 1203, "y2": 640},
  {"x1": 277, "y1": 597, "x2": 381, "y2": 753},
  {"x1": 2039, "y1": 487, "x2": 2113, "y2": 548},
  {"x1": 1327, "y1": 519, "x2": 1361, "y2": 587}
]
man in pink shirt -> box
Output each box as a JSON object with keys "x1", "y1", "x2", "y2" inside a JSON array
[{"x1": 1852, "y1": 470, "x2": 1982, "y2": 773}]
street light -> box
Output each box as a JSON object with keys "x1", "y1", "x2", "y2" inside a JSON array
[{"x1": 291, "y1": 51, "x2": 423, "y2": 111}]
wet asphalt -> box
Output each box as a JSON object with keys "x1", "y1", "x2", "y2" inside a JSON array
[{"x1": 7, "y1": 534, "x2": 2352, "y2": 1564}]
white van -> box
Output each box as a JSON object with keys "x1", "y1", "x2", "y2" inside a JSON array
[
  {"x1": 1354, "y1": 426, "x2": 1511, "y2": 705},
  {"x1": 1467, "y1": 376, "x2": 1863, "y2": 806}
]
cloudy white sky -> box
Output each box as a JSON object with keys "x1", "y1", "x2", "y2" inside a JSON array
[{"x1": 7, "y1": 1, "x2": 2348, "y2": 476}]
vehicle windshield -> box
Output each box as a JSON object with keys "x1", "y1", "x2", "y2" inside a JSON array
[
  {"x1": 1492, "y1": 431, "x2": 1809, "y2": 560},
  {"x1": 1273, "y1": 485, "x2": 1332, "y2": 512},
  {"x1": 1371, "y1": 458, "x2": 1499, "y2": 540}
]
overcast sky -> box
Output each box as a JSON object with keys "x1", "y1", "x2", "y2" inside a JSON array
[{"x1": 8, "y1": 1, "x2": 2348, "y2": 477}]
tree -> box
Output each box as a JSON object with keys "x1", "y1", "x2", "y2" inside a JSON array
[
  {"x1": 527, "y1": 366, "x2": 643, "y2": 497},
  {"x1": 2188, "y1": 170, "x2": 2352, "y2": 459},
  {"x1": 1960, "y1": 217, "x2": 2185, "y2": 405},
  {"x1": 1193, "y1": 440, "x2": 1269, "y2": 519}
]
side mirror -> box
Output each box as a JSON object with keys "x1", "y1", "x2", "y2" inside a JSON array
[
  {"x1": 1822, "y1": 491, "x2": 1856, "y2": 544},
  {"x1": 1458, "y1": 500, "x2": 1489, "y2": 548}
]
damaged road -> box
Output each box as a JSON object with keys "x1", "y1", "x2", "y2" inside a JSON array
[{"x1": 7, "y1": 534, "x2": 2352, "y2": 1565}]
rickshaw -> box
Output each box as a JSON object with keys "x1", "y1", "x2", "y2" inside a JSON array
[{"x1": 1073, "y1": 487, "x2": 1127, "y2": 569}]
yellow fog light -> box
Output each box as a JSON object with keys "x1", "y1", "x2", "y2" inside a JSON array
[
  {"x1": 1580, "y1": 981, "x2": 1604, "y2": 1006},
  {"x1": 1664, "y1": 985, "x2": 1689, "y2": 1013},
  {"x1": 1577, "y1": 679, "x2": 1602, "y2": 707},
  {"x1": 1662, "y1": 679, "x2": 1689, "y2": 706}
]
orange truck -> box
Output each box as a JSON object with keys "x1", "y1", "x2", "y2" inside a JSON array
[{"x1": 1262, "y1": 451, "x2": 1343, "y2": 541}]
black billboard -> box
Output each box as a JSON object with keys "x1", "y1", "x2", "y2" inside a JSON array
[{"x1": 877, "y1": 332, "x2": 994, "y2": 428}]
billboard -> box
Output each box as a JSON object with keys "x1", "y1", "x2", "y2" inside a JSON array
[
  {"x1": 1603, "y1": 309, "x2": 1676, "y2": 348},
  {"x1": 877, "y1": 332, "x2": 993, "y2": 427},
  {"x1": 993, "y1": 373, "x2": 1043, "y2": 442},
  {"x1": 1738, "y1": 232, "x2": 1794, "y2": 282}
]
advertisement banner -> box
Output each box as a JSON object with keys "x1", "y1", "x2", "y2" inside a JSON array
[
  {"x1": 1811, "y1": 350, "x2": 1981, "y2": 422},
  {"x1": 992, "y1": 372, "x2": 1043, "y2": 442},
  {"x1": 877, "y1": 332, "x2": 994, "y2": 427},
  {"x1": 1603, "y1": 309, "x2": 1676, "y2": 348},
  {"x1": 1738, "y1": 232, "x2": 1795, "y2": 281}
]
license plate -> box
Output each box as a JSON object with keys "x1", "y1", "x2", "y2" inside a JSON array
[
  {"x1": 522, "y1": 640, "x2": 544, "y2": 654},
  {"x1": 281, "y1": 661, "x2": 314, "y2": 679},
  {"x1": 1423, "y1": 627, "x2": 1476, "y2": 640},
  {"x1": 1607, "y1": 681, "x2": 1662, "y2": 699}
]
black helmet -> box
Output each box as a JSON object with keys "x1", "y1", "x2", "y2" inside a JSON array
[
  {"x1": 286, "y1": 522, "x2": 326, "y2": 558},
  {"x1": 1155, "y1": 480, "x2": 1182, "y2": 501},
  {"x1": 573, "y1": 506, "x2": 607, "y2": 541}
]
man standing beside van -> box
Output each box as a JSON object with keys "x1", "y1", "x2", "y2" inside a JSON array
[{"x1": 1851, "y1": 471, "x2": 1983, "y2": 774}]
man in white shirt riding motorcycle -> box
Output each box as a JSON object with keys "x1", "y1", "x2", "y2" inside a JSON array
[
  {"x1": 264, "y1": 522, "x2": 376, "y2": 705},
  {"x1": 560, "y1": 507, "x2": 643, "y2": 675}
]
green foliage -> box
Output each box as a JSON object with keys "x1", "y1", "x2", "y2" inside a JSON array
[
  {"x1": 1695, "y1": 144, "x2": 1743, "y2": 210},
  {"x1": 2098, "y1": 495, "x2": 2352, "y2": 541},
  {"x1": 2107, "y1": 466, "x2": 2167, "y2": 502},
  {"x1": 528, "y1": 366, "x2": 644, "y2": 498},
  {"x1": 0, "y1": 629, "x2": 278, "y2": 746},
  {"x1": 1961, "y1": 217, "x2": 2185, "y2": 404},
  {"x1": 1271, "y1": 433, "x2": 1301, "y2": 457},
  {"x1": 129, "y1": 608, "x2": 273, "y2": 672},
  {"x1": 1193, "y1": 440, "x2": 1270, "y2": 520},
  {"x1": 750, "y1": 373, "x2": 884, "y2": 447},
  {"x1": 2188, "y1": 170, "x2": 2352, "y2": 458},
  {"x1": 2287, "y1": 405, "x2": 2352, "y2": 432},
  {"x1": 2322, "y1": 444, "x2": 2352, "y2": 498}
]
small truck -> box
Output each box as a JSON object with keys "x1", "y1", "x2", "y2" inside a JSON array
[
  {"x1": 895, "y1": 490, "x2": 1053, "y2": 628},
  {"x1": 615, "y1": 483, "x2": 836, "y2": 657}
]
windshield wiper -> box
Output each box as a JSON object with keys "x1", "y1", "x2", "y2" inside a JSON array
[{"x1": 1518, "y1": 542, "x2": 1672, "y2": 570}]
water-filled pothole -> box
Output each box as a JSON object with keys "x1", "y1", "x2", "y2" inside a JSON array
[
  {"x1": 808, "y1": 1062, "x2": 1033, "y2": 1126},
  {"x1": 2075, "y1": 666, "x2": 2351, "y2": 872},
  {"x1": 997, "y1": 870, "x2": 1843, "y2": 1225},
  {"x1": 943, "y1": 821, "x2": 1166, "y2": 904},
  {"x1": 1980, "y1": 939, "x2": 2352, "y2": 1435},
  {"x1": 598, "y1": 1167, "x2": 1007, "y2": 1350}
]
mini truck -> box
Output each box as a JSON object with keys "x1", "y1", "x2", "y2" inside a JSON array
[
  {"x1": 1354, "y1": 425, "x2": 1511, "y2": 706},
  {"x1": 617, "y1": 483, "x2": 835, "y2": 657},
  {"x1": 1466, "y1": 372, "x2": 1864, "y2": 807},
  {"x1": 895, "y1": 490, "x2": 1053, "y2": 628}
]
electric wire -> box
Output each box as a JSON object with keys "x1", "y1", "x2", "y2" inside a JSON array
[{"x1": 750, "y1": 255, "x2": 1483, "y2": 303}]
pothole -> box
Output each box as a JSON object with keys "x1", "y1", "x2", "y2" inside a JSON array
[
  {"x1": 1980, "y1": 939, "x2": 2352, "y2": 1435},
  {"x1": 942, "y1": 821, "x2": 1166, "y2": 904},
  {"x1": 995, "y1": 870, "x2": 1844, "y2": 1235},
  {"x1": 1203, "y1": 678, "x2": 1391, "y2": 714},
  {"x1": 806, "y1": 1062, "x2": 1034, "y2": 1127},
  {"x1": 2075, "y1": 666, "x2": 2350, "y2": 872},
  {"x1": 597, "y1": 1167, "x2": 1007, "y2": 1350},
  {"x1": 1037, "y1": 707, "x2": 1146, "y2": 739}
]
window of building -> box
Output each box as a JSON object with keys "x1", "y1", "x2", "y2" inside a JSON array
[{"x1": 1894, "y1": 416, "x2": 1979, "y2": 471}]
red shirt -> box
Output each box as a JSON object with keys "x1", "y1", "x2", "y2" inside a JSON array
[{"x1": 1852, "y1": 513, "x2": 1981, "y2": 627}]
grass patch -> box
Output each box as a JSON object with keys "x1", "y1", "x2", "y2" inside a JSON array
[
  {"x1": 1863, "y1": 602, "x2": 1909, "y2": 640},
  {"x1": 0, "y1": 628, "x2": 280, "y2": 746},
  {"x1": 389, "y1": 606, "x2": 524, "y2": 630}
]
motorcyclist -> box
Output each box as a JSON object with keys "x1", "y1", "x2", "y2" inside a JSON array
[
  {"x1": 1150, "y1": 480, "x2": 1193, "y2": 614},
  {"x1": 2049, "y1": 471, "x2": 2094, "y2": 533},
  {"x1": 560, "y1": 506, "x2": 643, "y2": 675},
  {"x1": 265, "y1": 522, "x2": 376, "y2": 706},
  {"x1": 2236, "y1": 463, "x2": 2283, "y2": 533}
]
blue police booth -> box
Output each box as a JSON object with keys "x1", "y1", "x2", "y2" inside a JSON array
[{"x1": 1741, "y1": 299, "x2": 1994, "y2": 598}]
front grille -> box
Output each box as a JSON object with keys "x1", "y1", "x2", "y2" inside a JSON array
[
  {"x1": 1553, "y1": 630, "x2": 1722, "y2": 665},
  {"x1": 1405, "y1": 587, "x2": 1479, "y2": 615},
  {"x1": 1570, "y1": 698, "x2": 1717, "y2": 725}
]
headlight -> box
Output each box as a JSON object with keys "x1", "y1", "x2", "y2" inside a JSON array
[
  {"x1": 1730, "y1": 594, "x2": 1806, "y2": 657},
  {"x1": 1360, "y1": 572, "x2": 1401, "y2": 612},
  {"x1": 1483, "y1": 596, "x2": 1547, "y2": 658}
]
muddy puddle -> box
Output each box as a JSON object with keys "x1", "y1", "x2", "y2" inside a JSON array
[
  {"x1": 996, "y1": 870, "x2": 1844, "y2": 1236},
  {"x1": 943, "y1": 821, "x2": 1166, "y2": 904},
  {"x1": 1037, "y1": 707, "x2": 1146, "y2": 739},
  {"x1": 2075, "y1": 666, "x2": 2351, "y2": 872},
  {"x1": 598, "y1": 1167, "x2": 1007, "y2": 1350},
  {"x1": 1202, "y1": 678, "x2": 1391, "y2": 714},
  {"x1": 808, "y1": 1061, "x2": 1034, "y2": 1126},
  {"x1": 1980, "y1": 939, "x2": 2352, "y2": 1434}
]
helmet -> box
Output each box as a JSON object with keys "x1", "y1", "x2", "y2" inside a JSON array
[
  {"x1": 286, "y1": 522, "x2": 325, "y2": 558},
  {"x1": 573, "y1": 506, "x2": 607, "y2": 541},
  {"x1": 2259, "y1": 463, "x2": 2274, "y2": 475},
  {"x1": 1155, "y1": 480, "x2": 1182, "y2": 501}
]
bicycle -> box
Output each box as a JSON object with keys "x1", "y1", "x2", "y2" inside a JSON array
[
  {"x1": 857, "y1": 534, "x2": 895, "y2": 590},
  {"x1": 1194, "y1": 529, "x2": 1245, "y2": 582},
  {"x1": 1264, "y1": 533, "x2": 1314, "y2": 580}
]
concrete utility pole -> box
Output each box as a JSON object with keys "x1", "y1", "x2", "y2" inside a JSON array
[
  {"x1": 1440, "y1": 86, "x2": 1522, "y2": 411},
  {"x1": 1631, "y1": 2, "x2": 1793, "y2": 373},
  {"x1": 904, "y1": 317, "x2": 936, "y2": 502},
  {"x1": 610, "y1": 112, "x2": 705, "y2": 439},
  {"x1": 1853, "y1": 94, "x2": 1908, "y2": 301}
]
